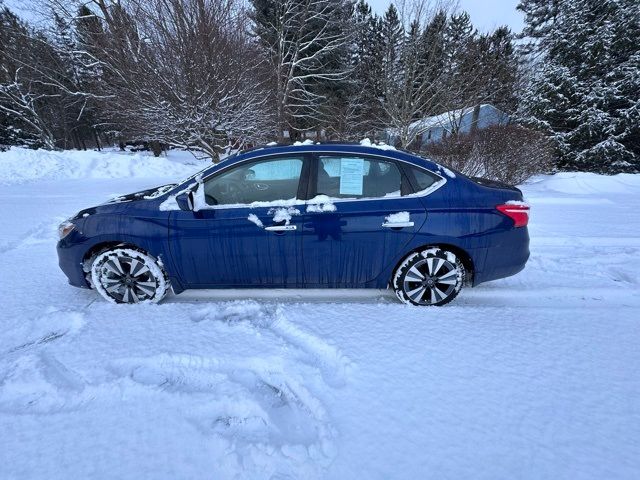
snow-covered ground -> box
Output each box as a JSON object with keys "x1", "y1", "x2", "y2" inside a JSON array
[{"x1": 0, "y1": 148, "x2": 638, "y2": 480}]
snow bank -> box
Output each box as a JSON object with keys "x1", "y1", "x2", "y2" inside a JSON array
[
  {"x1": 0, "y1": 147, "x2": 207, "y2": 184},
  {"x1": 525, "y1": 172, "x2": 640, "y2": 195}
]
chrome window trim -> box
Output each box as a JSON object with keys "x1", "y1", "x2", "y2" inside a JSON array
[{"x1": 192, "y1": 150, "x2": 447, "y2": 210}]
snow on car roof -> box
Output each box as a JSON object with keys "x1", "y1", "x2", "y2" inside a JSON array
[{"x1": 232, "y1": 142, "x2": 443, "y2": 173}]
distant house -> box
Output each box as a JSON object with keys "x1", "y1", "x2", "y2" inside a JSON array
[{"x1": 386, "y1": 104, "x2": 510, "y2": 149}]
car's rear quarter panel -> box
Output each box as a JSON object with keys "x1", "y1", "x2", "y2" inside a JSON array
[{"x1": 370, "y1": 175, "x2": 529, "y2": 287}]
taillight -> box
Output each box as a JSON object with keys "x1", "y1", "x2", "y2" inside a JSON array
[{"x1": 496, "y1": 203, "x2": 529, "y2": 228}]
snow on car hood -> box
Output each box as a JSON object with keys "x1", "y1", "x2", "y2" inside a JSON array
[
  {"x1": 107, "y1": 184, "x2": 176, "y2": 204},
  {"x1": 64, "y1": 184, "x2": 177, "y2": 221}
]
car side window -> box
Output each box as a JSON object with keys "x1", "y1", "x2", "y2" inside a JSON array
[
  {"x1": 405, "y1": 165, "x2": 442, "y2": 193},
  {"x1": 203, "y1": 156, "x2": 304, "y2": 206},
  {"x1": 316, "y1": 155, "x2": 404, "y2": 199}
]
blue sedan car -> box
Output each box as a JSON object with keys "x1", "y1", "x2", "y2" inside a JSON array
[{"x1": 57, "y1": 143, "x2": 530, "y2": 306}]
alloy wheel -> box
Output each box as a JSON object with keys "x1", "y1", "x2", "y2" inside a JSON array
[
  {"x1": 94, "y1": 252, "x2": 161, "y2": 303},
  {"x1": 402, "y1": 256, "x2": 460, "y2": 305}
]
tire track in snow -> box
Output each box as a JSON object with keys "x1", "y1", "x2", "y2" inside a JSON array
[
  {"x1": 108, "y1": 353, "x2": 338, "y2": 479},
  {"x1": 269, "y1": 305, "x2": 353, "y2": 388},
  {"x1": 0, "y1": 351, "x2": 92, "y2": 414},
  {"x1": 0, "y1": 300, "x2": 347, "y2": 477},
  {"x1": 94, "y1": 301, "x2": 352, "y2": 478},
  {"x1": 0, "y1": 308, "x2": 89, "y2": 414},
  {"x1": 3, "y1": 308, "x2": 86, "y2": 355},
  {"x1": 191, "y1": 301, "x2": 353, "y2": 387},
  {"x1": 0, "y1": 218, "x2": 61, "y2": 256}
]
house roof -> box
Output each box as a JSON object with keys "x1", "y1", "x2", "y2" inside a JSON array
[{"x1": 388, "y1": 104, "x2": 504, "y2": 136}]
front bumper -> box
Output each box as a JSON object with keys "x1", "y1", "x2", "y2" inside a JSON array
[{"x1": 57, "y1": 231, "x2": 91, "y2": 289}]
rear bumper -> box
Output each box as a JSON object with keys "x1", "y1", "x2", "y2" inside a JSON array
[
  {"x1": 473, "y1": 227, "x2": 530, "y2": 286},
  {"x1": 57, "y1": 232, "x2": 91, "y2": 289}
]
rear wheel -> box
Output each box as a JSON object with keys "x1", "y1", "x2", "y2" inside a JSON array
[
  {"x1": 393, "y1": 248, "x2": 465, "y2": 306},
  {"x1": 90, "y1": 248, "x2": 169, "y2": 304}
]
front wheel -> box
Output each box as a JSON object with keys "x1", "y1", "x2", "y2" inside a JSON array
[
  {"x1": 393, "y1": 248, "x2": 465, "y2": 306},
  {"x1": 90, "y1": 248, "x2": 169, "y2": 304}
]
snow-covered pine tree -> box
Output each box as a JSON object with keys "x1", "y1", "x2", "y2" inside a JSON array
[
  {"x1": 518, "y1": 0, "x2": 640, "y2": 173},
  {"x1": 335, "y1": 0, "x2": 386, "y2": 139},
  {"x1": 383, "y1": 7, "x2": 456, "y2": 149},
  {"x1": 487, "y1": 27, "x2": 519, "y2": 112},
  {"x1": 415, "y1": 10, "x2": 448, "y2": 115},
  {"x1": 516, "y1": 0, "x2": 561, "y2": 55},
  {"x1": 380, "y1": 3, "x2": 403, "y2": 100},
  {"x1": 443, "y1": 11, "x2": 474, "y2": 74}
]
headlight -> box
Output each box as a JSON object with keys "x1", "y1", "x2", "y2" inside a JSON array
[{"x1": 58, "y1": 220, "x2": 75, "y2": 239}]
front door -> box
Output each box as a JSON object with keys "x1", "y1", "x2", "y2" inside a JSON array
[{"x1": 168, "y1": 154, "x2": 309, "y2": 287}]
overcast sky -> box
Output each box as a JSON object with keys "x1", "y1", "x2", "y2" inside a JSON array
[
  {"x1": 4, "y1": 0, "x2": 525, "y2": 34},
  {"x1": 368, "y1": 0, "x2": 525, "y2": 33}
]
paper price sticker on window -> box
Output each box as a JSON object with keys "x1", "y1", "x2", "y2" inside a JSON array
[{"x1": 339, "y1": 158, "x2": 365, "y2": 195}]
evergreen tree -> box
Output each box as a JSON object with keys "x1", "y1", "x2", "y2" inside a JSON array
[
  {"x1": 516, "y1": 0, "x2": 561, "y2": 54},
  {"x1": 489, "y1": 27, "x2": 518, "y2": 109},
  {"x1": 518, "y1": 0, "x2": 640, "y2": 172},
  {"x1": 338, "y1": 0, "x2": 385, "y2": 138},
  {"x1": 380, "y1": 3, "x2": 403, "y2": 96},
  {"x1": 415, "y1": 10, "x2": 448, "y2": 117},
  {"x1": 475, "y1": 27, "x2": 519, "y2": 112}
]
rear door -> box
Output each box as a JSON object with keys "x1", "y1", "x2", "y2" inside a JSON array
[{"x1": 300, "y1": 153, "x2": 428, "y2": 286}]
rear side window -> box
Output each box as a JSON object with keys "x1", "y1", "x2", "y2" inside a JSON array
[
  {"x1": 316, "y1": 155, "x2": 405, "y2": 199},
  {"x1": 405, "y1": 166, "x2": 442, "y2": 193}
]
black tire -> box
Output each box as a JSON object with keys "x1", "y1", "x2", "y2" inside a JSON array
[
  {"x1": 89, "y1": 247, "x2": 169, "y2": 304},
  {"x1": 392, "y1": 247, "x2": 465, "y2": 306}
]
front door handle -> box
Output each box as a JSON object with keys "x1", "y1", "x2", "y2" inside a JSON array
[
  {"x1": 382, "y1": 221, "x2": 414, "y2": 228},
  {"x1": 265, "y1": 225, "x2": 297, "y2": 232}
]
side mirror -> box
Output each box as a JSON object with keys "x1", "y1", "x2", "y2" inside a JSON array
[{"x1": 175, "y1": 191, "x2": 195, "y2": 211}]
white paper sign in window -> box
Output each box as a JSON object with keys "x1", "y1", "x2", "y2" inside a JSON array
[{"x1": 339, "y1": 158, "x2": 365, "y2": 195}]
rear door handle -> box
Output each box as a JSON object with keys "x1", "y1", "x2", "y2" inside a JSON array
[
  {"x1": 265, "y1": 225, "x2": 297, "y2": 231},
  {"x1": 382, "y1": 222, "x2": 414, "y2": 228}
]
